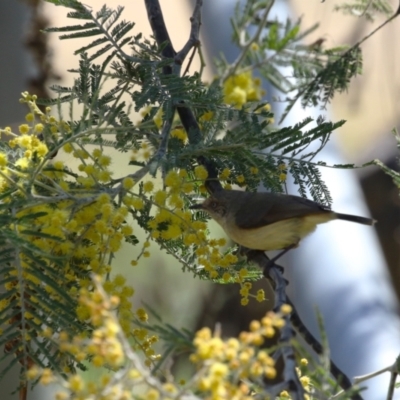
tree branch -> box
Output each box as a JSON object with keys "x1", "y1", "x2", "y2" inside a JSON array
[
  {"x1": 245, "y1": 250, "x2": 305, "y2": 399},
  {"x1": 144, "y1": 0, "x2": 176, "y2": 75},
  {"x1": 175, "y1": 0, "x2": 203, "y2": 65},
  {"x1": 244, "y1": 250, "x2": 363, "y2": 399},
  {"x1": 289, "y1": 300, "x2": 363, "y2": 399},
  {"x1": 144, "y1": 0, "x2": 176, "y2": 58},
  {"x1": 144, "y1": 0, "x2": 221, "y2": 193}
]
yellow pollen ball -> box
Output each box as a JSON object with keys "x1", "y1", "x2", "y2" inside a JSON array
[
  {"x1": 34, "y1": 123, "x2": 44, "y2": 133},
  {"x1": 194, "y1": 165, "x2": 208, "y2": 180},
  {"x1": 122, "y1": 177, "x2": 135, "y2": 189},
  {"x1": 0, "y1": 153, "x2": 7, "y2": 167},
  {"x1": 19, "y1": 124, "x2": 30, "y2": 134}
]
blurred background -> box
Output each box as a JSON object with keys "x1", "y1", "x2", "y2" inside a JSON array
[{"x1": 1, "y1": 0, "x2": 400, "y2": 399}]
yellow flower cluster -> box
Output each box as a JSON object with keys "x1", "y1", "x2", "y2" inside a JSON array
[
  {"x1": 142, "y1": 167, "x2": 246, "y2": 279},
  {"x1": 70, "y1": 287, "x2": 125, "y2": 368},
  {"x1": 1, "y1": 92, "x2": 270, "y2": 395},
  {"x1": 61, "y1": 145, "x2": 114, "y2": 185},
  {"x1": 217, "y1": 167, "x2": 261, "y2": 191},
  {"x1": 223, "y1": 71, "x2": 264, "y2": 108},
  {"x1": 10, "y1": 133, "x2": 48, "y2": 164},
  {"x1": 120, "y1": 166, "x2": 265, "y2": 295},
  {"x1": 170, "y1": 127, "x2": 188, "y2": 143},
  {"x1": 26, "y1": 301, "x2": 299, "y2": 400},
  {"x1": 239, "y1": 281, "x2": 265, "y2": 306},
  {"x1": 153, "y1": 107, "x2": 164, "y2": 130},
  {"x1": 132, "y1": 326, "x2": 160, "y2": 367},
  {"x1": 5, "y1": 191, "x2": 139, "y2": 336},
  {"x1": 279, "y1": 357, "x2": 312, "y2": 400},
  {"x1": 27, "y1": 280, "x2": 150, "y2": 400},
  {"x1": 137, "y1": 105, "x2": 163, "y2": 131},
  {"x1": 130, "y1": 140, "x2": 154, "y2": 162},
  {"x1": 0, "y1": 94, "x2": 156, "y2": 364},
  {"x1": 278, "y1": 162, "x2": 287, "y2": 183},
  {"x1": 200, "y1": 111, "x2": 214, "y2": 122},
  {"x1": 190, "y1": 309, "x2": 290, "y2": 400},
  {"x1": 0, "y1": 93, "x2": 59, "y2": 175}
]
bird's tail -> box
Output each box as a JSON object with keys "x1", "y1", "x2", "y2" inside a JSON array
[{"x1": 335, "y1": 212, "x2": 376, "y2": 226}]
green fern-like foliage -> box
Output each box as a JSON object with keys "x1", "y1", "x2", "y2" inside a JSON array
[
  {"x1": 375, "y1": 129, "x2": 400, "y2": 188},
  {"x1": 217, "y1": 4, "x2": 364, "y2": 123},
  {"x1": 334, "y1": 0, "x2": 393, "y2": 21},
  {"x1": 0, "y1": 134, "x2": 91, "y2": 381},
  {"x1": 41, "y1": 0, "x2": 348, "y2": 205},
  {"x1": 0, "y1": 0, "x2": 383, "y2": 392}
]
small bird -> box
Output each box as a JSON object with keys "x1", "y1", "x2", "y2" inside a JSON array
[{"x1": 190, "y1": 189, "x2": 375, "y2": 259}]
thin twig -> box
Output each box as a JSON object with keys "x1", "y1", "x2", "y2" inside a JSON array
[
  {"x1": 360, "y1": 0, "x2": 373, "y2": 17},
  {"x1": 148, "y1": 104, "x2": 176, "y2": 175},
  {"x1": 197, "y1": 42, "x2": 206, "y2": 77},
  {"x1": 386, "y1": 356, "x2": 399, "y2": 400},
  {"x1": 222, "y1": 0, "x2": 275, "y2": 80},
  {"x1": 175, "y1": 0, "x2": 203, "y2": 66},
  {"x1": 330, "y1": 357, "x2": 400, "y2": 400},
  {"x1": 182, "y1": 46, "x2": 198, "y2": 77}
]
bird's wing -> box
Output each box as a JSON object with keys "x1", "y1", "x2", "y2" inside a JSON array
[{"x1": 235, "y1": 193, "x2": 329, "y2": 229}]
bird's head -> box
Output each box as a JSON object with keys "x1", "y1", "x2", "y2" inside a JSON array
[{"x1": 190, "y1": 197, "x2": 228, "y2": 223}]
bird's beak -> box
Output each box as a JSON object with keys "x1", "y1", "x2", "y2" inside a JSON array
[{"x1": 189, "y1": 203, "x2": 204, "y2": 210}]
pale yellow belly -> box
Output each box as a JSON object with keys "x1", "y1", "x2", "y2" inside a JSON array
[{"x1": 222, "y1": 214, "x2": 335, "y2": 251}]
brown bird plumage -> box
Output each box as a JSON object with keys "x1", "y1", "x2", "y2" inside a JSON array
[{"x1": 191, "y1": 189, "x2": 374, "y2": 252}]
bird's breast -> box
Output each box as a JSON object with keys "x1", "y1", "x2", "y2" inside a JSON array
[{"x1": 220, "y1": 213, "x2": 335, "y2": 251}]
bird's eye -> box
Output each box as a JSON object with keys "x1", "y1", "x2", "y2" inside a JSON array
[{"x1": 210, "y1": 200, "x2": 218, "y2": 210}]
